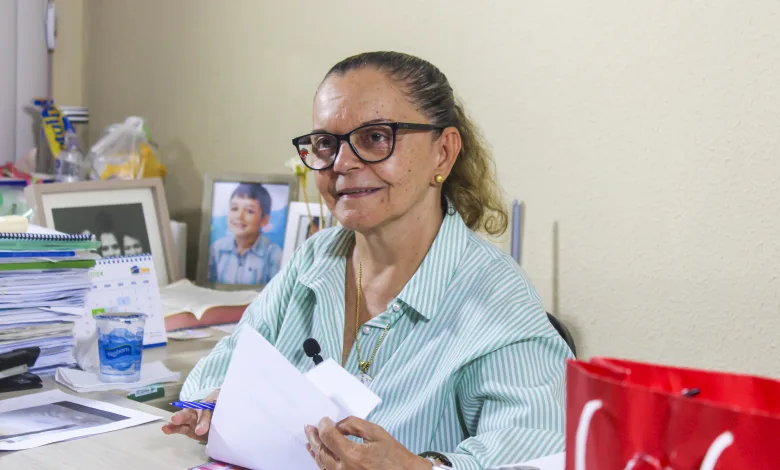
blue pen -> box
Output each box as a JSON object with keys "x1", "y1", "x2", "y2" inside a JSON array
[{"x1": 170, "y1": 400, "x2": 216, "y2": 411}]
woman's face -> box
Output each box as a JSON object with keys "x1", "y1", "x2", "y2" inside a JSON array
[
  {"x1": 228, "y1": 196, "x2": 267, "y2": 238},
  {"x1": 123, "y1": 235, "x2": 143, "y2": 255},
  {"x1": 312, "y1": 68, "x2": 444, "y2": 233}
]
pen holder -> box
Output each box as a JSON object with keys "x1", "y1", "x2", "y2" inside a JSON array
[{"x1": 95, "y1": 312, "x2": 146, "y2": 383}]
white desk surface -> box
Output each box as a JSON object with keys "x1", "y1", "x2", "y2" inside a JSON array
[{"x1": 0, "y1": 328, "x2": 229, "y2": 469}]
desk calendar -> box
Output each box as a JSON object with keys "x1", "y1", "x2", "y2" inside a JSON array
[{"x1": 87, "y1": 254, "x2": 167, "y2": 347}]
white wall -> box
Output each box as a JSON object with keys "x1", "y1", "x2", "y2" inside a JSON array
[
  {"x1": 0, "y1": 0, "x2": 49, "y2": 164},
  {"x1": 77, "y1": 0, "x2": 780, "y2": 377}
]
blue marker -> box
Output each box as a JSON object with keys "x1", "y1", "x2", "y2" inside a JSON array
[{"x1": 170, "y1": 400, "x2": 216, "y2": 411}]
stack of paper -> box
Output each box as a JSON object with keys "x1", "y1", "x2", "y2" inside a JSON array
[
  {"x1": 0, "y1": 225, "x2": 99, "y2": 376},
  {"x1": 55, "y1": 360, "x2": 180, "y2": 392},
  {"x1": 207, "y1": 328, "x2": 382, "y2": 470}
]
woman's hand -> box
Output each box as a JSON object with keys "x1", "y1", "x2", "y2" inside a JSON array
[
  {"x1": 161, "y1": 389, "x2": 220, "y2": 442},
  {"x1": 304, "y1": 416, "x2": 432, "y2": 470}
]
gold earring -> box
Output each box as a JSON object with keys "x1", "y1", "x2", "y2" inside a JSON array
[{"x1": 434, "y1": 175, "x2": 445, "y2": 184}]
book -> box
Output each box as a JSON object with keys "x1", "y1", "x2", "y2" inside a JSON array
[{"x1": 160, "y1": 280, "x2": 257, "y2": 331}]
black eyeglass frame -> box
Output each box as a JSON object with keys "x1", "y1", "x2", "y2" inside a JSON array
[{"x1": 291, "y1": 122, "x2": 446, "y2": 171}]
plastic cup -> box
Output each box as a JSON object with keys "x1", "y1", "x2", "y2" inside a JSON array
[{"x1": 95, "y1": 312, "x2": 146, "y2": 383}]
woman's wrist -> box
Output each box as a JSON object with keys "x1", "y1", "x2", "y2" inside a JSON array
[
  {"x1": 414, "y1": 455, "x2": 436, "y2": 469},
  {"x1": 419, "y1": 451, "x2": 453, "y2": 469}
]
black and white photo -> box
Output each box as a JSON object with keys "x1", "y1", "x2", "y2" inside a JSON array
[
  {"x1": 25, "y1": 178, "x2": 179, "y2": 285},
  {"x1": 51, "y1": 203, "x2": 152, "y2": 258}
]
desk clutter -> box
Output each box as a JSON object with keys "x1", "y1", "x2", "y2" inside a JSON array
[{"x1": 0, "y1": 228, "x2": 99, "y2": 391}]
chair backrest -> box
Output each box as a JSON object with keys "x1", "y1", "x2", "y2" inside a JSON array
[{"x1": 546, "y1": 312, "x2": 576, "y2": 357}]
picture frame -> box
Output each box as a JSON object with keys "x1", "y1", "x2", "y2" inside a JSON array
[
  {"x1": 196, "y1": 172, "x2": 298, "y2": 291},
  {"x1": 24, "y1": 178, "x2": 179, "y2": 286},
  {"x1": 281, "y1": 201, "x2": 334, "y2": 267}
]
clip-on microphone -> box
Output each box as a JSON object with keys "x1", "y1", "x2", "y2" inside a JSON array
[{"x1": 303, "y1": 338, "x2": 324, "y2": 365}]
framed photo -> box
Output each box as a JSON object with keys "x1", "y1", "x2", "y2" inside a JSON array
[
  {"x1": 281, "y1": 202, "x2": 334, "y2": 266},
  {"x1": 196, "y1": 173, "x2": 298, "y2": 290},
  {"x1": 24, "y1": 178, "x2": 179, "y2": 286}
]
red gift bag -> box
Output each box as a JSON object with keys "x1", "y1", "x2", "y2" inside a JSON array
[{"x1": 566, "y1": 358, "x2": 780, "y2": 469}]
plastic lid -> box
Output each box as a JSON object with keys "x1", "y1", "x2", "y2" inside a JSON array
[{"x1": 94, "y1": 312, "x2": 146, "y2": 320}]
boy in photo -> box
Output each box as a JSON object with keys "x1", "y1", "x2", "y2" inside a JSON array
[{"x1": 208, "y1": 183, "x2": 282, "y2": 285}]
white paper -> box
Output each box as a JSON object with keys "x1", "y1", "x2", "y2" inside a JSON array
[
  {"x1": 161, "y1": 279, "x2": 258, "y2": 320},
  {"x1": 488, "y1": 452, "x2": 566, "y2": 470},
  {"x1": 54, "y1": 360, "x2": 180, "y2": 393},
  {"x1": 207, "y1": 328, "x2": 381, "y2": 470},
  {"x1": 0, "y1": 389, "x2": 161, "y2": 451},
  {"x1": 0, "y1": 334, "x2": 73, "y2": 354},
  {"x1": 304, "y1": 359, "x2": 382, "y2": 420},
  {"x1": 167, "y1": 329, "x2": 212, "y2": 340},
  {"x1": 25, "y1": 224, "x2": 67, "y2": 236},
  {"x1": 212, "y1": 323, "x2": 238, "y2": 334}
]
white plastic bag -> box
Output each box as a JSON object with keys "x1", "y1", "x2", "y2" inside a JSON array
[
  {"x1": 72, "y1": 308, "x2": 99, "y2": 373},
  {"x1": 87, "y1": 116, "x2": 166, "y2": 180}
]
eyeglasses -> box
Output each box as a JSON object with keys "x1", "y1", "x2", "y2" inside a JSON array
[{"x1": 291, "y1": 122, "x2": 445, "y2": 171}]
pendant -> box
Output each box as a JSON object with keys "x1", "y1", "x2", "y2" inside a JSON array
[{"x1": 357, "y1": 372, "x2": 373, "y2": 387}]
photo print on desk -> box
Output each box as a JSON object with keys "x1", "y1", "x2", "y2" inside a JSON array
[
  {"x1": 24, "y1": 178, "x2": 179, "y2": 285},
  {"x1": 196, "y1": 173, "x2": 298, "y2": 291},
  {"x1": 0, "y1": 401, "x2": 128, "y2": 445}
]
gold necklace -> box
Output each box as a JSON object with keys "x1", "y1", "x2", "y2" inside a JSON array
[{"x1": 354, "y1": 261, "x2": 391, "y2": 385}]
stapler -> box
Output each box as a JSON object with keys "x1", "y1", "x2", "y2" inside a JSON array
[{"x1": 0, "y1": 346, "x2": 42, "y2": 393}]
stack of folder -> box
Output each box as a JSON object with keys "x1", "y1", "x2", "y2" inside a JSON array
[{"x1": 0, "y1": 226, "x2": 99, "y2": 380}]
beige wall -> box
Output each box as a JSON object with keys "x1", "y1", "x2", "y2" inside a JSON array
[
  {"x1": 52, "y1": 0, "x2": 85, "y2": 106},
  {"x1": 71, "y1": 1, "x2": 780, "y2": 377}
]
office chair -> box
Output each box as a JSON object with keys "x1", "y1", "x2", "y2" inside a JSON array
[{"x1": 546, "y1": 312, "x2": 576, "y2": 357}]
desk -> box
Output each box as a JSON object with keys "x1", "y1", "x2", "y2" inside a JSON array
[
  {"x1": 139, "y1": 327, "x2": 228, "y2": 410},
  {"x1": 0, "y1": 379, "x2": 208, "y2": 469},
  {"x1": 0, "y1": 327, "x2": 228, "y2": 469}
]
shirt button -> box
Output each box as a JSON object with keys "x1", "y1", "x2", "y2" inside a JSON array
[
  {"x1": 361, "y1": 326, "x2": 370, "y2": 335},
  {"x1": 392, "y1": 302, "x2": 401, "y2": 312}
]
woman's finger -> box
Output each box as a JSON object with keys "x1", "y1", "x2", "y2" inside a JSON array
[
  {"x1": 336, "y1": 416, "x2": 385, "y2": 442},
  {"x1": 319, "y1": 417, "x2": 359, "y2": 461},
  {"x1": 305, "y1": 424, "x2": 339, "y2": 469},
  {"x1": 169, "y1": 409, "x2": 198, "y2": 427},
  {"x1": 161, "y1": 423, "x2": 195, "y2": 437},
  {"x1": 195, "y1": 409, "x2": 212, "y2": 436}
]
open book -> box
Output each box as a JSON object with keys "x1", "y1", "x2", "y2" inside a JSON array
[{"x1": 161, "y1": 280, "x2": 258, "y2": 331}]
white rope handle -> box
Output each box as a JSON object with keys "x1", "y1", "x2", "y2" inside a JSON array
[
  {"x1": 574, "y1": 398, "x2": 734, "y2": 470},
  {"x1": 575, "y1": 399, "x2": 603, "y2": 470},
  {"x1": 700, "y1": 432, "x2": 734, "y2": 470}
]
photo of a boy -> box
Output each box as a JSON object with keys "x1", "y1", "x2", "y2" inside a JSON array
[{"x1": 208, "y1": 183, "x2": 282, "y2": 285}]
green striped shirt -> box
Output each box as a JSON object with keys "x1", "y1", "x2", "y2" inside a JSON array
[{"x1": 181, "y1": 209, "x2": 571, "y2": 469}]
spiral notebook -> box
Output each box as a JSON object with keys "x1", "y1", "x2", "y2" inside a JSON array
[
  {"x1": 87, "y1": 254, "x2": 167, "y2": 347},
  {"x1": 0, "y1": 229, "x2": 101, "y2": 251}
]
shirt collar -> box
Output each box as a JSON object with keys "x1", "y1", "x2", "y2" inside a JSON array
[
  {"x1": 394, "y1": 208, "x2": 468, "y2": 320},
  {"x1": 299, "y1": 206, "x2": 470, "y2": 321},
  {"x1": 222, "y1": 232, "x2": 269, "y2": 256}
]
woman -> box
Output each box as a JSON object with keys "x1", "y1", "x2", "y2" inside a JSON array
[
  {"x1": 208, "y1": 183, "x2": 282, "y2": 285},
  {"x1": 164, "y1": 51, "x2": 571, "y2": 470}
]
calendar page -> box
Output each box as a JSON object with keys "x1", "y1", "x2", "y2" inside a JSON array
[{"x1": 87, "y1": 255, "x2": 167, "y2": 347}]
